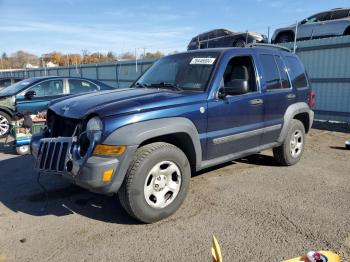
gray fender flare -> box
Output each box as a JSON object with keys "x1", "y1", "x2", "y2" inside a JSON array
[
  {"x1": 104, "y1": 117, "x2": 202, "y2": 170},
  {"x1": 277, "y1": 102, "x2": 312, "y2": 143}
]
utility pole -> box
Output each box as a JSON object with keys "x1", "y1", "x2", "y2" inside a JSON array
[
  {"x1": 293, "y1": 21, "x2": 298, "y2": 53},
  {"x1": 135, "y1": 48, "x2": 138, "y2": 72}
]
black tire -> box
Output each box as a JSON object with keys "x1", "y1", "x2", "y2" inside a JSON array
[
  {"x1": 234, "y1": 39, "x2": 246, "y2": 47},
  {"x1": 0, "y1": 111, "x2": 11, "y2": 138},
  {"x1": 118, "y1": 142, "x2": 191, "y2": 223},
  {"x1": 16, "y1": 145, "x2": 30, "y2": 155},
  {"x1": 344, "y1": 27, "x2": 350, "y2": 36},
  {"x1": 345, "y1": 140, "x2": 350, "y2": 150},
  {"x1": 275, "y1": 33, "x2": 294, "y2": 44},
  {"x1": 273, "y1": 119, "x2": 305, "y2": 166}
]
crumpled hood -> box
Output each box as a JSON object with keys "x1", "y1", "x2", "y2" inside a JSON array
[
  {"x1": 49, "y1": 88, "x2": 198, "y2": 119},
  {"x1": 0, "y1": 96, "x2": 15, "y2": 110}
]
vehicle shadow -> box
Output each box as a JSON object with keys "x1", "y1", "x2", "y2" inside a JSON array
[
  {"x1": 312, "y1": 120, "x2": 350, "y2": 133},
  {"x1": 0, "y1": 154, "x2": 139, "y2": 225},
  {"x1": 0, "y1": 141, "x2": 16, "y2": 155},
  {"x1": 236, "y1": 154, "x2": 280, "y2": 166},
  {"x1": 194, "y1": 153, "x2": 280, "y2": 177},
  {"x1": 329, "y1": 146, "x2": 349, "y2": 151}
]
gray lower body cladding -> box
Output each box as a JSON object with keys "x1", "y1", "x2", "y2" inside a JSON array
[{"x1": 31, "y1": 134, "x2": 137, "y2": 194}]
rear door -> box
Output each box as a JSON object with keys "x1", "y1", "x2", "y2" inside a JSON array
[
  {"x1": 314, "y1": 9, "x2": 350, "y2": 37},
  {"x1": 16, "y1": 78, "x2": 67, "y2": 114},
  {"x1": 256, "y1": 50, "x2": 295, "y2": 145},
  {"x1": 206, "y1": 51, "x2": 264, "y2": 160},
  {"x1": 68, "y1": 79, "x2": 99, "y2": 95}
]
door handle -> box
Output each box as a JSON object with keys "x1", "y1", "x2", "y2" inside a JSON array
[
  {"x1": 249, "y1": 98, "x2": 263, "y2": 105},
  {"x1": 286, "y1": 93, "x2": 296, "y2": 99}
]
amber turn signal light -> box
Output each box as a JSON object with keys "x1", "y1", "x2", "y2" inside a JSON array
[
  {"x1": 93, "y1": 145, "x2": 126, "y2": 156},
  {"x1": 102, "y1": 169, "x2": 114, "y2": 182}
]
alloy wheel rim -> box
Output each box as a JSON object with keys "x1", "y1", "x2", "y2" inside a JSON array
[
  {"x1": 144, "y1": 160, "x2": 182, "y2": 209},
  {"x1": 290, "y1": 130, "x2": 303, "y2": 158},
  {"x1": 0, "y1": 115, "x2": 9, "y2": 136}
]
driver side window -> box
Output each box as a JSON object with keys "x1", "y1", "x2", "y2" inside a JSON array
[
  {"x1": 28, "y1": 80, "x2": 64, "y2": 97},
  {"x1": 222, "y1": 56, "x2": 257, "y2": 94}
]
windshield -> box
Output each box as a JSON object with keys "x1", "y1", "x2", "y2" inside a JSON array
[
  {"x1": 135, "y1": 51, "x2": 220, "y2": 92},
  {"x1": 0, "y1": 78, "x2": 37, "y2": 96}
]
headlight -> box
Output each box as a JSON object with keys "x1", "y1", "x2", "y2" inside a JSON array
[{"x1": 86, "y1": 116, "x2": 103, "y2": 132}]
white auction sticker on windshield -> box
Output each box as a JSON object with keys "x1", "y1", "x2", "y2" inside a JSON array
[{"x1": 190, "y1": 58, "x2": 216, "y2": 65}]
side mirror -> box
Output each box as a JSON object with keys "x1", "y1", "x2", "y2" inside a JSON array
[
  {"x1": 300, "y1": 19, "x2": 307, "y2": 25},
  {"x1": 218, "y1": 80, "x2": 249, "y2": 98},
  {"x1": 24, "y1": 90, "x2": 36, "y2": 100}
]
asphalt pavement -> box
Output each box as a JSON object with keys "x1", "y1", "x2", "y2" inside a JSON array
[{"x1": 0, "y1": 125, "x2": 349, "y2": 261}]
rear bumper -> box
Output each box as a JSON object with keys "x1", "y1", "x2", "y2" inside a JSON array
[{"x1": 31, "y1": 133, "x2": 137, "y2": 194}]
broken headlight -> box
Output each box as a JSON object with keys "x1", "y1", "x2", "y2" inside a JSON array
[{"x1": 86, "y1": 116, "x2": 103, "y2": 132}]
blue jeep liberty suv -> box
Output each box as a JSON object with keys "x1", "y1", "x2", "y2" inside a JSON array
[{"x1": 31, "y1": 45, "x2": 314, "y2": 223}]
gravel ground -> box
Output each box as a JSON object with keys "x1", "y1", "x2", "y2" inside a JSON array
[{"x1": 0, "y1": 126, "x2": 349, "y2": 262}]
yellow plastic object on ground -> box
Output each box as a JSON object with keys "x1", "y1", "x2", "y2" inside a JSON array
[
  {"x1": 282, "y1": 250, "x2": 340, "y2": 262},
  {"x1": 211, "y1": 235, "x2": 222, "y2": 262}
]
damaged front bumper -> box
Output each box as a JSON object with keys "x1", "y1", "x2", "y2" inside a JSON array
[{"x1": 31, "y1": 133, "x2": 137, "y2": 194}]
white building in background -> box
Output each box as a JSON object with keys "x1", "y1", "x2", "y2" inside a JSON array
[
  {"x1": 46, "y1": 61, "x2": 58, "y2": 68},
  {"x1": 25, "y1": 63, "x2": 39, "y2": 69}
]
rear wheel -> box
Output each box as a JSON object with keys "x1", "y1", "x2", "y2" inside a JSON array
[
  {"x1": 234, "y1": 39, "x2": 246, "y2": 47},
  {"x1": 0, "y1": 112, "x2": 11, "y2": 138},
  {"x1": 273, "y1": 119, "x2": 305, "y2": 166},
  {"x1": 118, "y1": 142, "x2": 191, "y2": 223},
  {"x1": 275, "y1": 32, "x2": 294, "y2": 44}
]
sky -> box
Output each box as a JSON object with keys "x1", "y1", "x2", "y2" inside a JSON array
[{"x1": 0, "y1": 0, "x2": 349, "y2": 56}]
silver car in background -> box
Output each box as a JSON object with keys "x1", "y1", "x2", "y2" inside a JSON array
[{"x1": 272, "y1": 8, "x2": 350, "y2": 43}]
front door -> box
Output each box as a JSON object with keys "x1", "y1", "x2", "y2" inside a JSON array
[
  {"x1": 16, "y1": 79, "x2": 66, "y2": 115},
  {"x1": 206, "y1": 55, "x2": 264, "y2": 160}
]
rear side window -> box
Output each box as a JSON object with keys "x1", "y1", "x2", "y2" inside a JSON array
[
  {"x1": 68, "y1": 80, "x2": 98, "y2": 94},
  {"x1": 260, "y1": 54, "x2": 290, "y2": 90},
  {"x1": 285, "y1": 56, "x2": 308, "y2": 88},
  {"x1": 331, "y1": 9, "x2": 350, "y2": 20},
  {"x1": 274, "y1": 56, "x2": 290, "y2": 89}
]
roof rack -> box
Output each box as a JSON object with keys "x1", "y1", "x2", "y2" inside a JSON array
[{"x1": 246, "y1": 43, "x2": 291, "y2": 52}]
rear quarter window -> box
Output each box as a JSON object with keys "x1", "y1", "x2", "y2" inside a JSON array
[
  {"x1": 285, "y1": 56, "x2": 308, "y2": 88},
  {"x1": 259, "y1": 54, "x2": 289, "y2": 90}
]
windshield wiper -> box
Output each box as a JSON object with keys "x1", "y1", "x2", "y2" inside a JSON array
[{"x1": 149, "y1": 82, "x2": 183, "y2": 92}]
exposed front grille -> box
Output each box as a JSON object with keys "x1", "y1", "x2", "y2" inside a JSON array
[
  {"x1": 36, "y1": 137, "x2": 73, "y2": 173},
  {"x1": 47, "y1": 109, "x2": 81, "y2": 138}
]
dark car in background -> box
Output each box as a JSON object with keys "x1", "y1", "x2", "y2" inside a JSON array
[
  {"x1": 0, "y1": 76, "x2": 113, "y2": 137},
  {"x1": 187, "y1": 29, "x2": 268, "y2": 50},
  {"x1": 272, "y1": 8, "x2": 350, "y2": 43}
]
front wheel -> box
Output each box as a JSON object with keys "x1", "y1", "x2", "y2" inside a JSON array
[
  {"x1": 118, "y1": 142, "x2": 191, "y2": 223},
  {"x1": 0, "y1": 112, "x2": 11, "y2": 138},
  {"x1": 273, "y1": 119, "x2": 305, "y2": 166}
]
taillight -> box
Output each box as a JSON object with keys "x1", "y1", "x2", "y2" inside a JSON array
[{"x1": 309, "y1": 91, "x2": 315, "y2": 110}]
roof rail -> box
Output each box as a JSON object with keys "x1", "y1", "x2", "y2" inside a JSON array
[{"x1": 246, "y1": 43, "x2": 291, "y2": 52}]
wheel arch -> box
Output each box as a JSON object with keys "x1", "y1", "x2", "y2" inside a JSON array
[
  {"x1": 344, "y1": 26, "x2": 350, "y2": 35},
  {"x1": 103, "y1": 117, "x2": 203, "y2": 171},
  {"x1": 139, "y1": 133, "x2": 197, "y2": 173},
  {"x1": 274, "y1": 30, "x2": 295, "y2": 43},
  {"x1": 293, "y1": 112, "x2": 310, "y2": 134},
  {"x1": 277, "y1": 102, "x2": 313, "y2": 143},
  {"x1": 0, "y1": 107, "x2": 14, "y2": 118}
]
